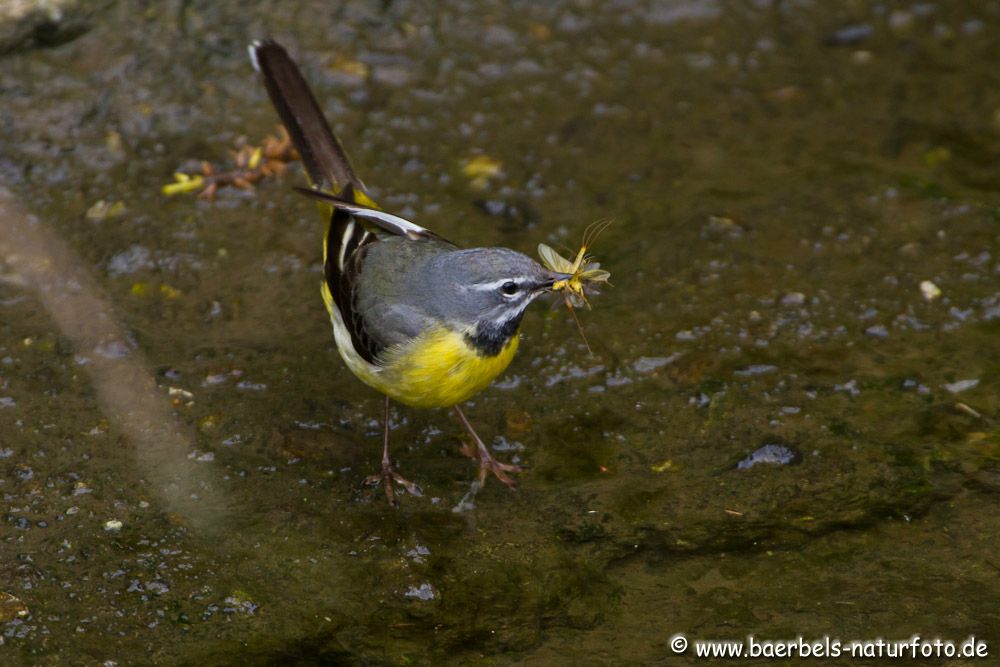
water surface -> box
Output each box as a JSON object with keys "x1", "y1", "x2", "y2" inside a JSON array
[{"x1": 1, "y1": 0, "x2": 998, "y2": 663}]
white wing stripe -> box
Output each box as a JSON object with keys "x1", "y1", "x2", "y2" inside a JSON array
[
  {"x1": 333, "y1": 202, "x2": 429, "y2": 239},
  {"x1": 294, "y1": 187, "x2": 432, "y2": 240},
  {"x1": 337, "y1": 220, "x2": 355, "y2": 270}
]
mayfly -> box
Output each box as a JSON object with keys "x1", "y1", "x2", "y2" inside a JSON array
[{"x1": 537, "y1": 219, "x2": 612, "y2": 353}]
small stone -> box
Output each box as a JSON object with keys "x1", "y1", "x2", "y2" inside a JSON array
[
  {"x1": 737, "y1": 444, "x2": 801, "y2": 469},
  {"x1": 920, "y1": 280, "x2": 942, "y2": 301},
  {"x1": 864, "y1": 324, "x2": 889, "y2": 339},
  {"x1": 0, "y1": 592, "x2": 29, "y2": 622},
  {"x1": 780, "y1": 292, "x2": 806, "y2": 306},
  {"x1": 851, "y1": 50, "x2": 873, "y2": 64},
  {"x1": 107, "y1": 245, "x2": 153, "y2": 276},
  {"x1": 404, "y1": 583, "x2": 437, "y2": 600},
  {"x1": 734, "y1": 364, "x2": 777, "y2": 377},
  {"x1": 633, "y1": 354, "x2": 681, "y2": 374},
  {"x1": 826, "y1": 24, "x2": 873, "y2": 46},
  {"x1": 888, "y1": 11, "x2": 914, "y2": 31},
  {"x1": 943, "y1": 379, "x2": 978, "y2": 394},
  {"x1": 103, "y1": 519, "x2": 123, "y2": 532}
]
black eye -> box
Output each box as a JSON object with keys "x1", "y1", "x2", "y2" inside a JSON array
[{"x1": 501, "y1": 281, "x2": 519, "y2": 296}]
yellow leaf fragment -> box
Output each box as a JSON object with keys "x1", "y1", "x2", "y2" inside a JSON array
[
  {"x1": 85, "y1": 200, "x2": 126, "y2": 221},
  {"x1": 328, "y1": 55, "x2": 370, "y2": 81},
  {"x1": 462, "y1": 155, "x2": 502, "y2": 189},
  {"x1": 162, "y1": 172, "x2": 205, "y2": 196},
  {"x1": 650, "y1": 459, "x2": 674, "y2": 473},
  {"x1": 247, "y1": 146, "x2": 263, "y2": 170},
  {"x1": 105, "y1": 131, "x2": 125, "y2": 156},
  {"x1": 529, "y1": 22, "x2": 552, "y2": 40},
  {"x1": 923, "y1": 146, "x2": 952, "y2": 168},
  {"x1": 159, "y1": 284, "x2": 182, "y2": 299},
  {"x1": 198, "y1": 414, "x2": 220, "y2": 431}
]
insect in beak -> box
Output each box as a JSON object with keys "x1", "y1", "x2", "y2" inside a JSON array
[
  {"x1": 537, "y1": 219, "x2": 613, "y2": 354},
  {"x1": 538, "y1": 271, "x2": 574, "y2": 292}
]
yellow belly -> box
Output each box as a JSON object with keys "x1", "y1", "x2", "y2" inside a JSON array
[
  {"x1": 375, "y1": 328, "x2": 519, "y2": 408},
  {"x1": 323, "y1": 282, "x2": 519, "y2": 408}
]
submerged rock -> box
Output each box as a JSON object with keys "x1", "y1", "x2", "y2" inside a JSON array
[
  {"x1": 0, "y1": 592, "x2": 29, "y2": 622},
  {"x1": 0, "y1": 0, "x2": 102, "y2": 53},
  {"x1": 736, "y1": 443, "x2": 802, "y2": 470}
]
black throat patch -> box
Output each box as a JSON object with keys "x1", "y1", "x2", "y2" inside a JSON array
[{"x1": 465, "y1": 313, "x2": 524, "y2": 357}]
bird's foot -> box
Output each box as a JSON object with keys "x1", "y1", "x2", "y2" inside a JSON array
[
  {"x1": 364, "y1": 461, "x2": 423, "y2": 506},
  {"x1": 459, "y1": 440, "x2": 522, "y2": 489}
]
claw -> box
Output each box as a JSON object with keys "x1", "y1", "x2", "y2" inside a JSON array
[
  {"x1": 454, "y1": 405, "x2": 522, "y2": 490},
  {"x1": 475, "y1": 441, "x2": 521, "y2": 488},
  {"x1": 364, "y1": 460, "x2": 423, "y2": 506},
  {"x1": 365, "y1": 396, "x2": 422, "y2": 506}
]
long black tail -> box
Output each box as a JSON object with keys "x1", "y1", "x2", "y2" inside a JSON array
[
  {"x1": 250, "y1": 39, "x2": 377, "y2": 363},
  {"x1": 249, "y1": 39, "x2": 365, "y2": 195}
]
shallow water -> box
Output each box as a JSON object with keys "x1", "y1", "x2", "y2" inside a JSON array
[{"x1": 1, "y1": 0, "x2": 999, "y2": 664}]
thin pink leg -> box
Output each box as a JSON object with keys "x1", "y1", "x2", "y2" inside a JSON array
[
  {"x1": 364, "y1": 396, "x2": 422, "y2": 505},
  {"x1": 453, "y1": 405, "x2": 521, "y2": 488}
]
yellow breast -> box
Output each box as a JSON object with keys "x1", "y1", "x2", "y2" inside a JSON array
[{"x1": 374, "y1": 328, "x2": 519, "y2": 408}]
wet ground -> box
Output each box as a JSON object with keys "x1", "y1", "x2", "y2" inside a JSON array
[{"x1": 1, "y1": 0, "x2": 999, "y2": 664}]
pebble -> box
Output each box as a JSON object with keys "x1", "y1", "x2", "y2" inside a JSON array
[
  {"x1": 0, "y1": 592, "x2": 29, "y2": 622},
  {"x1": 633, "y1": 354, "x2": 681, "y2": 374},
  {"x1": 920, "y1": 280, "x2": 942, "y2": 301},
  {"x1": 943, "y1": 379, "x2": 978, "y2": 394},
  {"x1": 734, "y1": 364, "x2": 777, "y2": 377},
  {"x1": 737, "y1": 444, "x2": 801, "y2": 470},
  {"x1": 404, "y1": 583, "x2": 437, "y2": 600}
]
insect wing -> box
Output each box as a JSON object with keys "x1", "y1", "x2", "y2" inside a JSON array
[{"x1": 537, "y1": 243, "x2": 576, "y2": 274}]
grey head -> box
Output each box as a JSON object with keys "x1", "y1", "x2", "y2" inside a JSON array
[{"x1": 424, "y1": 247, "x2": 562, "y2": 355}]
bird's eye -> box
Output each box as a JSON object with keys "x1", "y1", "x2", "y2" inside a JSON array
[{"x1": 500, "y1": 281, "x2": 519, "y2": 296}]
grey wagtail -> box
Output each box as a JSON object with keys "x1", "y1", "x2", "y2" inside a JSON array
[{"x1": 249, "y1": 40, "x2": 570, "y2": 504}]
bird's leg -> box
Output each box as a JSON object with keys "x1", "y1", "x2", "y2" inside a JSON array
[
  {"x1": 453, "y1": 405, "x2": 521, "y2": 488},
  {"x1": 364, "y1": 396, "x2": 422, "y2": 505}
]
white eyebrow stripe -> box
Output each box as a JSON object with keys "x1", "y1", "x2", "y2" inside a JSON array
[{"x1": 468, "y1": 276, "x2": 537, "y2": 292}]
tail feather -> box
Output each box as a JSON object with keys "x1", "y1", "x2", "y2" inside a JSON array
[
  {"x1": 250, "y1": 39, "x2": 380, "y2": 364},
  {"x1": 249, "y1": 39, "x2": 364, "y2": 196}
]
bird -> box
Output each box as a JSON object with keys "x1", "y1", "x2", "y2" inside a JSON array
[{"x1": 249, "y1": 40, "x2": 570, "y2": 504}]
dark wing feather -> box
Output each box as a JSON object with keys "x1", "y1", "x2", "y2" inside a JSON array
[{"x1": 327, "y1": 206, "x2": 381, "y2": 363}]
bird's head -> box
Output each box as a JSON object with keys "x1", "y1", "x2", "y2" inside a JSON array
[{"x1": 427, "y1": 248, "x2": 568, "y2": 356}]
